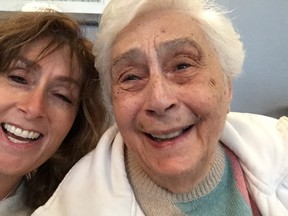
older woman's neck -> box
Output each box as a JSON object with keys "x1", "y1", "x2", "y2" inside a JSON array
[
  {"x1": 126, "y1": 145, "x2": 223, "y2": 194},
  {"x1": 152, "y1": 157, "x2": 216, "y2": 194}
]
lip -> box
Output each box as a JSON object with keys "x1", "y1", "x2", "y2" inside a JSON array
[
  {"x1": 3, "y1": 123, "x2": 41, "y2": 139},
  {"x1": 0, "y1": 122, "x2": 43, "y2": 151},
  {"x1": 144, "y1": 124, "x2": 194, "y2": 148}
]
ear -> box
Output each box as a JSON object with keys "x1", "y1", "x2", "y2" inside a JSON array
[
  {"x1": 226, "y1": 79, "x2": 233, "y2": 113},
  {"x1": 227, "y1": 79, "x2": 233, "y2": 102}
]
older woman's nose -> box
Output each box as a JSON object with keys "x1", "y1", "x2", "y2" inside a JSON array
[
  {"x1": 17, "y1": 90, "x2": 46, "y2": 119},
  {"x1": 144, "y1": 74, "x2": 177, "y2": 116}
]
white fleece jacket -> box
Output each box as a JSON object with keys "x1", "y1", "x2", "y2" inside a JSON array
[{"x1": 32, "y1": 112, "x2": 288, "y2": 216}]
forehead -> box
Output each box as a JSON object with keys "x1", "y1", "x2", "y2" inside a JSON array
[
  {"x1": 21, "y1": 39, "x2": 75, "y2": 64},
  {"x1": 112, "y1": 10, "x2": 213, "y2": 58},
  {"x1": 19, "y1": 38, "x2": 82, "y2": 80}
]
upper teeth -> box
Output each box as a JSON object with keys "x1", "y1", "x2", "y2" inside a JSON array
[
  {"x1": 4, "y1": 123, "x2": 40, "y2": 140},
  {"x1": 151, "y1": 130, "x2": 182, "y2": 140}
]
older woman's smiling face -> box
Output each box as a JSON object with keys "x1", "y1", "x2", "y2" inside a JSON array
[{"x1": 111, "y1": 10, "x2": 232, "y2": 192}]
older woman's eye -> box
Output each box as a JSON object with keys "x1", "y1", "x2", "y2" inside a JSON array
[
  {"x1": 176, "y1": 63, "x2": 191, "y2": 71},
  {"x1": 121, "y1": 74, "x2": 140, "y2": 82}
]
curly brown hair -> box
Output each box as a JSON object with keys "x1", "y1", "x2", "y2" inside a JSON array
[{"x1": 0, "y1": 11, "x2": 109, "y2": 208}]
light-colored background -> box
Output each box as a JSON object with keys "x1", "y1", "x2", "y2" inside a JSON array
[{"x1": 216, "y1": 0, "x2": 288, "y2": 118}]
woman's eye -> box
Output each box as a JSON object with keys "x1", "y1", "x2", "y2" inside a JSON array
[
  {"x1": 176, "y1": 63, "x2": 190, "y2": 71},
  {"x1": 54, "y1": 94, "x2": 73, "y2": 105},
  {"x1": 115, "y1": 72, "x2": 146, "y2": 92},
  {"x1": 8, "y1": 75, "x2": 28, "y2": 84},
  {"x1": 121, "y1": 74, "x2": 140, "y2": 82}
]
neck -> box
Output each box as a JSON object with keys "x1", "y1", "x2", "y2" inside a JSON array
[
  {"x1": 153, "y1": 165, "x2": 215, "y2": 194},
  {"x1": 0, "y1": 176, "x2": 22, "y2": 201},
  {"x1": 156, "y1": 153, "x2": 218, "y2": 193},
  {"x1": 126, "y1": 144, "x2": 225, "y2": 195}
]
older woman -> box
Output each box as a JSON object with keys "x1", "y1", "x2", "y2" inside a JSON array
[
  {"x1": 33, "y1": 0, "x2": 288, "y2": 215},
  {"x1": 0, "y1": 12, "x2": 108, "y2": 215}
]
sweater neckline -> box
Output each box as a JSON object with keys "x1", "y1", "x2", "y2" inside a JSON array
[{"x1": 125, "y1": 143, "x2": 225, "y2": 202}]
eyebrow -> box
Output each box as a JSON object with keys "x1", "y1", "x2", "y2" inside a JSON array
[
  {"x1": 16, "y1": 56, "x2": 80, "y2": 87},
  {"x1": 156, "y1": 37, "x2": 203, "y2": 61},
  {"x1": 111, "y1": 48, "x2": 146, "y2": 68},
  {"x1": 54, "y1": 76, "x2": 81, "y2": 88},
  {"x1": 16, "y1": 56, "x2": 40, "y2": 70},
  {"x1": 111, "y1": 37, "x2": 204, "y2": 70}
]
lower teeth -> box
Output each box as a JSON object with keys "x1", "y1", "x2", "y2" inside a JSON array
[{"x1": 8, "y1": 136, "x2": 29, "y2": 144}]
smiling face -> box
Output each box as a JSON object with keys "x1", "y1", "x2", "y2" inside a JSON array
[
  {"x1": 0, "y1": 39, "x2": 81, "y2": 180},
  {"x1": 111, "y1": 10, "x2": 232, "y2": 192}
]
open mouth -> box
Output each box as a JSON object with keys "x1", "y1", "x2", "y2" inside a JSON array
[
  {"x1": 1, "y1": 123, "x2": 42, "y2": 144},
  {"x1": 147, "y1": 125, "x2": 193, "y2": 142}
]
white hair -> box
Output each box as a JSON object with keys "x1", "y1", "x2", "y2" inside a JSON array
[{"x1": 93, "y1": 0, "x2": 245, "y2": 108}]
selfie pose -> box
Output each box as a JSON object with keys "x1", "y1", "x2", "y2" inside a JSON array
[{"x1": 33, "y1": 0, "x2": 288, "y2": 215}]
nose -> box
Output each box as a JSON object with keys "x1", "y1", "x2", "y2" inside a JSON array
[
  {"x1": 17, "y1": 90, "x2": 46, "y2": 119},
  {"x1": 144, "y1": 73, "x2": 177, "y2": 116}
]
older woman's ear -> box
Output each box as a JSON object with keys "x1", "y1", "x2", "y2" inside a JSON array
[
  {"x1": 227, "y1": 77, "x2": 233, "y2": 96},
  {"x1": 226, "y1": 79, "x2": 233, "y2": 113}
]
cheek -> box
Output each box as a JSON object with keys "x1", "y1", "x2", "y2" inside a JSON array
[
  {"x1": 208, "y1": 77, "x2": 230, "y2": 103},
  {"x1": 112, "y1": 85, "x2": 143, "y2": 113},
  {"x1": 191, "y1": 77, "x2": 229, "y2": 118},
  {"x1": 205, "y1": 78, "x2": 230, "y2": 129},
  {"x1": 112, "y1": 90, "x2": 134, "y2": 127},
  {"x1": 112, "y1": 87, "x2": 122, "y2": 100},
  {"x1": 112, "y1": 88, "x2": 125, "y2": 114},
  {"x1": 182, "y1": 78, "x2": 219, "y2": 111},
  {"x1": 52, "y1": 110, "x2": 77, "y2": 140}
]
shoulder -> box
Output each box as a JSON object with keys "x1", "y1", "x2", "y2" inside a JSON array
[
  {"x1": 221, "y1": 112, "x2": 288, "y2": 182},
  {"x1": 222, "y1": 112, "x2": 288, "y2": 162},
  {"x1": 226, "y1": 112, "x2": 279, "y2": 129},
  {"x1": 0, "y1": 182, "x2": 33, "y2": 216},
  {"x1": 222, "y1": 112, "x2": 284, "y2": 145},
  {"x1": 221, "y1": 112, "x2": 288, "y2": 214}
]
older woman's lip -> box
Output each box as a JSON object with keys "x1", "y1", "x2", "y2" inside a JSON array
[{"x1": 147, "y1": 125, "x2": 193, "y2": 142}]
